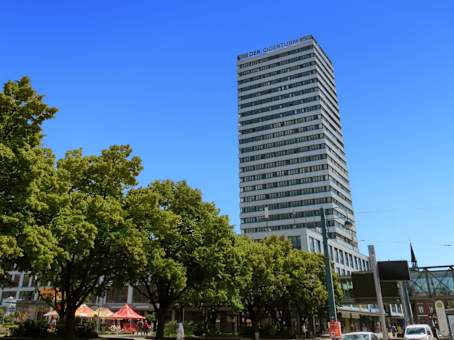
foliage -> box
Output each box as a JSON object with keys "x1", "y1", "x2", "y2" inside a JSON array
[
  {"x1": 188, "y1": 321, "x2": 204, "y2": 337},
  {"x1": 75, "y1": 321, "x2": 98, "y2": 338},
  {"x1": 236, "y1": 236, "x2": 287, "y2": 333},
  {"x1": 0, "y1": 77, "x2": 345, "y2": 340},
  {"x1": 12, "y1": 319, "x2": 49, "y2": 337},
  {"x1": 127, "y1": 180, "x2": 237, "y2": 340},
  {"x1": 237, "y1": 235, "x2": 342, "y2": 337},
  {"x1": 0, "y1": 77, "x2": 57, "y2": 281},
  {"x1": 164, "y1": 320, "x2": 198, "y2": 337},
  {"x1": 164, "y1": 320, "x2": 178, "y2": 336},
  {"x1": 239, "y1": 325, "x2": 254, "y2": 337},
  {"x1": 20, "y1": 145, "x2": 146, "y2": 340}
]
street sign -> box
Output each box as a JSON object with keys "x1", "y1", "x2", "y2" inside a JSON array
[
  {"x1": 351, "y1": 272, "x2": 401, "y2": 303},
  {"x1": 378, "y1": 261, "x2": 410, "y2": 281}
]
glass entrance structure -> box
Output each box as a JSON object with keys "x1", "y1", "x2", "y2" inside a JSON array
[{"x1": 409, "y1": 266, "x2": 454, "y2": 299}]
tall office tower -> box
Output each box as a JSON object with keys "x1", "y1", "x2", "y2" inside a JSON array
[{"x1": 237, "y1": 36, "x2": 367, "y2": 275}]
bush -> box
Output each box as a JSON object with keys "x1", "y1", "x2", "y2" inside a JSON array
[
  {"x1": 164, "y1": 320, "x2": 202, "y2": 337},
  {"x1": 12, "y1": 319, "x2": 49, "y2": 337},
  {"x1": 239, "y1": 325, "x2": 254, "y2": 337},
  {"x1": 164, "y1": 320, "x2": 178, "y2": 336},
  {"x1": 182, "y1": 321, "x2": 202, "y2": 337},
  {"x1": 75, "y1": 322, "x2": 98, "y2": 338}
]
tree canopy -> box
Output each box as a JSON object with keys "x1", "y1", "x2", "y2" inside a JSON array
[
  {"x1": 0, "y1": 77, "x2": 57, "y2": 280},
  {"x1": 237, "y1": 235, "x2": 343, "y2": 337},
  {"x1": 0, "y1": 77, "x2": 345, "y2": 340},
  {"x1": 127, "y1": 180, "x2": 238, "y2": 339},
  {"x1": 21, "y1": 145, "x2": 146, "y2": 340}
]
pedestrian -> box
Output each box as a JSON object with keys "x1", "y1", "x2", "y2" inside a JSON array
[
  {"x1": 391, "y1": 324, "x2": 397, "y2": 338},
  {"x1": 137, "y1": 319, "x2": 144, "y2": 335},
  {"x1": 177, "y1": 322, "x2": 184, "y2": 340},
  {"x1": 302, "y1": 323, "x2": 307, "y2": 339},
  {"x1": 144, "y1": 320, "x2": 150, "y2": 335},
  {"x1": 430, "y1": 315, "x2": 439, "y2": 340}
]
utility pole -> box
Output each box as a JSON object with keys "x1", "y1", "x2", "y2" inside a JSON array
[
  {"x1": 368, "y1": 245, "x2": 388, "y2": 340},
  {"x1": 320, "y1": 208, "x2": 337, "y2": 321}
]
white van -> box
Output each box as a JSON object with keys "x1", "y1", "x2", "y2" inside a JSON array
[{"x1": 404, "y1": 324, "x2": 434, "y2": 340}]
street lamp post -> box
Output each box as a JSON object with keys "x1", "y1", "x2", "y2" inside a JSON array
[{"x1": 320, "y1": 207, "x2": 337, "y2": 322}]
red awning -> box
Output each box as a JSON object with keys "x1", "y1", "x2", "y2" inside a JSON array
[
  {"x1": 75, "y1": 304, "x2": 95, "y2": 318},
  {"x1": 112, "y1": 304, "x2": 145, "y2": 320}
]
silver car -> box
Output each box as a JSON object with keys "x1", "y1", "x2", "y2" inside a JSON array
[
  {"x1": 343, "y1": 332, "x2": 380, "y2": 340},
  {"x1": 404, "y1": 325, "x2": 435, "y2": 340}
]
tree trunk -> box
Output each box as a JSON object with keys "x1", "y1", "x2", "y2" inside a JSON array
[
  {"x1": 155, "y1": 306, "x2": 168, "y2": 340},
  {"x1": 64, "y1": 305, "x2": 77, "y2": 340},
  {"x1": 202, "y1": 307, "x2": 209, "y2": 335},
  {"x1": 250, "y1": 309, "x2": 259, "y2": 333}
]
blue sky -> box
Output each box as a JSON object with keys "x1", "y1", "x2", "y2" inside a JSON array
[{"x1": 2, "y1": 1, "x2": 453, "y2": 266}]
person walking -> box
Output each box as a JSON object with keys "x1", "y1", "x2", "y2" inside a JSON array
[
  {"x1": 137, "y1": 319, "x2": 144, "y2": 335},
  {"x1": 144, "y1": 320, "x2": 150, "y2": 335},
  {"x1": 430, "y1": 315, "x2": 439, "y2": 340},
  {"x1": 177, "y1": 322, "x2": 185, "y2": 340},
  {"x1": 302, "y1": 323, "x2": 308, "y2": 340},
  {"x1": 391, "y1": 324, "x2": 397, "y2": 338}
]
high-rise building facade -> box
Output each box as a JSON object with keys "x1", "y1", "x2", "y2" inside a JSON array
[{"x1": 237, "y1": 35, "x2": 367, "y2": 275}]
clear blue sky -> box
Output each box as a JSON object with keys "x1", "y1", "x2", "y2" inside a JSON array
[{"x1": 2, "y1": 1, "x2": 453, "y2": 266}]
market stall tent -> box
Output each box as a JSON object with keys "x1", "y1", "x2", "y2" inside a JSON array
[
  {"x1": 75, "y1": 304, "x2": 95, "y2": 318},
  {"x1": 111, "y1": 304, "x2": 145, "y2": 320}
]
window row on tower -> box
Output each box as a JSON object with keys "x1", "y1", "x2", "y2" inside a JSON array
[
  {"x1": 241, "y1": 206, "x2": 344, "y2": 224},
  {"x1": 238, "y1": 52, "x2": 315, "y2": 77},
  {"x1": 238, "y1": 43, "x2": 314, "y2": 69}
]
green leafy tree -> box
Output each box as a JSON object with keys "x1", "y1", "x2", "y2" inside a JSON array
[
  {"x1": 185, "y1": 234, "x2": 246, "y2": 335},
  {"x1": 236, "y1": 236, "x2": 288, "y2": 335},
  {"x1": 237, "y1": 235, "x2": 343, "y2": 337},
  {"x1": 0, "y1": 77, "x2": 57, "y2": 280},
  {"x1": 126, "y1": 180, "x2": 236, "y2": 340},
  {"x1": 21, "y1": 145, "x2": 146, "y2": 340}
]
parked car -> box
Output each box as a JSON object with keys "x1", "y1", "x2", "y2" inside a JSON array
[
  {"x1": 404, "y1": 324, "x2": 434, "y2": 340},
  {"x1": 343, "y1": 332, "x2": 380, "y2": 340}
]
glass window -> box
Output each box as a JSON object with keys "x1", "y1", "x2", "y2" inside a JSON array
[
  {"x1": 329, "y1": 246, "x2": 333, "y2": 260},
  {"x1": 19, "y1": 291, "x2": 34, "y2": 301},
  {"x1": 22, "y1": 273, "x2": 31, "y2": 287},
  {"x1": 1, "y1": 291, "x2": 16, "y2": 302},
  {"x1": 132, "y1": 287, "x2": 148, "y2": 304},
  {"x1": 309, "y1": 237, "x2": 315, "y2": 252},
  {"x1": 316, "y1": 240, "x2": 321, "y2": 253},
  {"x1": 13, "y1": 274, "x2": 21, "y2": 286},
  {"x1": 288, "y1": 235, "x2": 302, "y2": 250},
  {"x1": 343, "y1": 334, "x2": 370, "y2": 340},
  {"x1": 335, "y1": 249, "x2": 339, "y2": 263},
  {"x1": 406, "y1": 327, "x2": 426, "y2": 335},
  {"x1": 106, "y1": 287, "x2": 128, "y2": 304},
  {"x1": 340, "y1": 251, "x2": 344, "y2": 264},
  {"x1": 417, "y1": 304, "x2": 425, "y2": 314}
]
